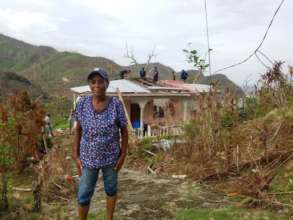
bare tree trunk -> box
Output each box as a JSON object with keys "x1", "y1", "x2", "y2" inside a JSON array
[{"x1": 0, "y1": 173, "x2": 8, "y2": 211}]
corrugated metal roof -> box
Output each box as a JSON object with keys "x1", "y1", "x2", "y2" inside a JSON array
[
  {"x1": 109, "y1": 80, "x2": 150, "y2": 93},
  {"x1": 148, "y1": 86, "x2": 188, "y2": 91},
  {"x1": 159, "y1": 80, "x2": 185, "y2": 87},
  {"x1": 159, "y1": 80, "x2": 210, "y2": 93},
  {"x1": 70, "y1": 79, "x2": 151, "y2": 94},
  {"x1": 183, "y1": 84, "x2": 211, "y2": 93}
]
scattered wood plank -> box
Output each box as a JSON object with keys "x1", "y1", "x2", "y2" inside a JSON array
[
  {"x1": 267, "y1": 191, "x2": 293, "y2": 195},
  {"x1": 52, "y1": 195, "x2": 70, "y2": 202},
  {"x1": 53, "y1": 182, "x2": 63, "y2": 190},
  {"x1": 172, "y1": 174, "x2": 187, "y2": 179},
  {"x1": 255, "y1": 197, "x2": 293, "y2": 209},
  {"x1": 144, "y1": 149, "x2": 156, "y2": 156},
  {"x1": 147, "y1": 166, "x2": 156, "y2": 175},
  {"x1": 201, "y1": 150, "x2": 293, "y2": 181},
  {"x1": 12, "y1": 187, "x2": 32, "y2": 192}
]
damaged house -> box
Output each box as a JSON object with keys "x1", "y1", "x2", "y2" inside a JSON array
[{"x1": 70, "y1": 78, "x2": 211, "y2": 137}]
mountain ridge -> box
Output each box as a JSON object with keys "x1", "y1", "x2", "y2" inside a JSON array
[
  {"x1": 0, "y1": 71, "x2": 46, "y2": 101},
  {"x1": 0, "y1": 33, "x2": 244, "y2": 97}
]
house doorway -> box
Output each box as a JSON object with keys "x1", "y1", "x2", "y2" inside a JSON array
[{"x1": 130, "y1": 103, "x2": 140, "y2": 128}]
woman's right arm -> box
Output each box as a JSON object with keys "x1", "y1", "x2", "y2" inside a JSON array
[{"x1": 73, "y1": 121, "x2": 82, "y2": 176}]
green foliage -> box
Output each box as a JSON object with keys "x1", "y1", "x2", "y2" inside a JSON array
[
  {"x1": 182, "y1": 91, "x2": 237, "y2": 159},
  {"x1": 242, "y1": 62, "x2": 293, "y2": 120},
  {"x1": 54, "y1": 119, "x2": 69, "y2": 130},
  {"x1": 29, "y1": 213, "x2": 40, "y2": 220},
  {"x1": 22, "y1": 51, "x2": 121, "y2": 97},
  {"x1": 88, "y1": 210, "x2": 123, "y2": 220},
  {"x1": 184, "y1": 120, "x2": 199, "y2": 141},
  {"x1": 272, "y1": 173, "x2": 293, "y2": 192},
  {"x1": 0, "y1": 34, "x2": 123, "y2": 98},
  {"x1": 269, "y1": 167, "x2": 293, "y2": 204},
  {"x1": 183, "y1": 47, "x2": 209, "y2": 71},
  {"x1": 245, "y1": 96, "x2": 274, "y2": 119},
  {"x1": 221, "y1": 114, "x2": 234, "y2": 128},
  {"x1": 137, "y1": 137, "x2": 154, "y2": 150},
  {"x1": 0, "y1": 146, "x2": 15, "y2": 167},
  {"x1": 11, "y1": 58, "x2": 33, "y2": 71},
  {"x1": 128, "y1": 137, "x2": 156, "y2": 161},
  {"x1": 220, "y1": 107, "x2": 238, "y2": 128},
  {"x1": 0, "y1": 35, "x2": 56, "y2": 72},
  {"x1": 243, "y1": 97, "x2": 261, "y2": 119},
  {"x1": 160, "y1": 134, "x2": 174, "y2": 140},
  {"x1": 0, "y1": 59, "x2": 15, "y2": 70},
  {"x1": 44, "y1": 97, "x2": 72, "y2": 128}
]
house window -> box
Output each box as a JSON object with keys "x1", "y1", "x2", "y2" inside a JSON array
[{"x1": 153, "y1": 105, "x2": 164, "y2": 118}]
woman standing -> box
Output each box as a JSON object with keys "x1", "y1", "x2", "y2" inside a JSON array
[{"x1": 73, "y1": 68, "x2": 128, "y2": 220}]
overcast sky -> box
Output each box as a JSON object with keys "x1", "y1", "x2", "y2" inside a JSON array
[{"x1": 0, "y1": 0, "x2": 292, "y2": 86}]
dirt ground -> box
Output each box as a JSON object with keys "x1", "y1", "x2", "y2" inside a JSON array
[
  {"x1": 1, "y1": 133, "x2": 291, "y2": 220},
  {"x1": 65, "y1": 168, "x2": 227, "y2": 220},
  {"x1": 51, "y1": 167, "x2": 291, "y2": 220}
]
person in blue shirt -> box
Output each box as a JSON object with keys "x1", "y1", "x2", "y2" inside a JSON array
[
  {"x1": 180, "y1": 69, "x2": 189, "y2": 82},
  {"x1": 73, "y1": 68, "x2": 128, "y2": 220},
  {"x1": 139, "y1": 67, "x2": 146, "y2": 79}
]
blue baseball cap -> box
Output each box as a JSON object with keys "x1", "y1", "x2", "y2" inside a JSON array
[{"x1": 87, "y1": 68, "x2": 109, "y2": 84}]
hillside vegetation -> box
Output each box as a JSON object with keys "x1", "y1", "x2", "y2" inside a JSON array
[
  {"x1": 0, "y1": 34, "x2": 244, "y2": 98},
  {"x1": 0, "y1": 72, "x2": 45, "y2": 101}
]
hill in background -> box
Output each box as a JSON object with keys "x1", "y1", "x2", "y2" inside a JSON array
[
  {"x1": 0, "y1": 71, "x2": 46, "y2": 101},
  {"x1": 0, "y1": 33, "x2": 244, "y2": 98},
  {"x1": 0, "y1": 34, "x2": 57, "y2": 72},
  {"x1": 197, "y1": 74, "x2": 244, "y2": 96}
]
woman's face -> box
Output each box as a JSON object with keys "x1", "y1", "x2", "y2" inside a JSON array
[{"x1": 88, "y1": 75, "x2": 107, "y2": 96}]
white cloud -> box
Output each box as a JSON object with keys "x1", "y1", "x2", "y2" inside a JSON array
[
  {"x1": 0, "y1": 0, "x2": 292, "y2": 86},
  {"x1": 0, "y1": 9, "x2": 57, "y2": 32}
]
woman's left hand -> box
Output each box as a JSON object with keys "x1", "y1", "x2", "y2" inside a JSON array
[{"x1": 114, "y1": 153, "x2": 126, "y2": 172}]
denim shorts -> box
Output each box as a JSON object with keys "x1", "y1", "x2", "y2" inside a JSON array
[{"x1": 77, "y1": 165, "x2": 118, "y2": 206}]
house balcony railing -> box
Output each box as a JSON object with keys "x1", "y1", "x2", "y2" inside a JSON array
[{"x1": 132, "y1": 125, "x2": 183, "y2": 138}]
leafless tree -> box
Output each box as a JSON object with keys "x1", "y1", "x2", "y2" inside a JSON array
[
  {"x1": 145, "y1": 45, "x2": 157, "y2": 71},
  {"x1": 125, "y1": 42, "x2": 139, "y2": 66},
  {"x1": 125, "y1": 42, "x2": 157, "y2": 74}
]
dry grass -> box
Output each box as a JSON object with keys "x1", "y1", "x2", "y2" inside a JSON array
[
  {"x1": 36, "y1": 142, "x2": 75, "y2": 203},
  {"x1": 139, "y1": 62, "x2": 293, "y2": 208}
]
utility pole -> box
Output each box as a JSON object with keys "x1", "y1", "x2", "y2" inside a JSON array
[{"x1": 204, "y1": 0, "x2": 212, "y2": 79}]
